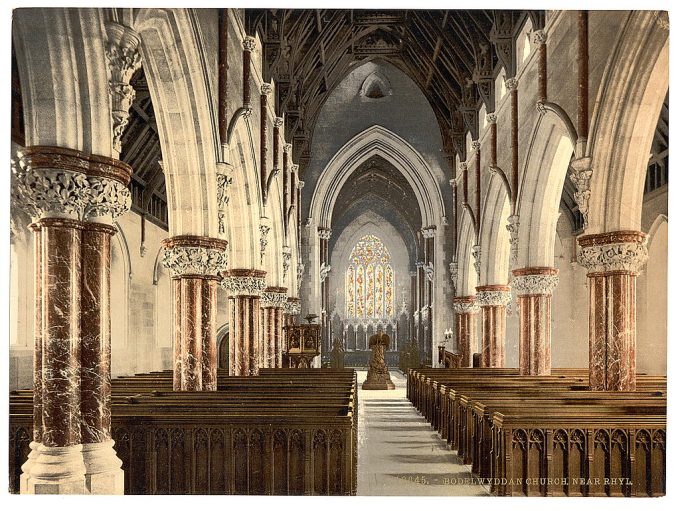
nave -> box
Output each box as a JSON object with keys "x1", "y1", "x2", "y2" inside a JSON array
[
  {"x1": 357, "y1": 371, "x2": 487, "y2": 496},
  {"x1": 8, "y1": 7, "x2": 669, "y2": 498}
]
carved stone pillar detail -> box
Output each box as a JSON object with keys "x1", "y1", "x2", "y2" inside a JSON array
[
  {"x1": 506, "y1": 214, "x2": 520, "y2": 268},
  {"x1": 452, "y1": 296, "x2": 479, "y2": 368},
  {"x1": 476, "y1": 285, "x2": 511, "y2": 368},
  {"x1": 577, "y1": 231, "x2": 648, "y2": 390},
  {"x1": 512, "y1": 267, "x2": 559, "y2": 375},
  {"x1": 162, "y1": 236, "x2": 228, "y2": 391},
  {"x1": 260, "y1": 223, "x2": 271, "y2": 264},
  {"x1": 471, "y1": 244, "x2": 482, "y2": 279},
  {"x1": 104, "y1": 22, "x2": 142, "y2": 154},
  {"x1": 281, "y1": 246, "x2": 292, "y2": 278},
  {"x1": 222, "y1": 269, "x2": 267, "y2": 376},
  {"x1": 569, "y1": 157, "x2": 593, "y2": 229},
  {"x1": 12, "y1": 147, "x2": 132, "y2": 494},
  {"x1": 261, "y1": 287, "x2": 288, "y2": 368}
]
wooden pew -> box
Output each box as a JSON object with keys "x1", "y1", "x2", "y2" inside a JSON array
[{"x1": 9, "y1": 369, "x2": 358, "y2": 496}]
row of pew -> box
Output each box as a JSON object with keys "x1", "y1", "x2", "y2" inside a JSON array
[
  {"x1": 10, "y1": 368, "x2": 358, "y2": 495},
  {"x1": 408, "y1": 368, "x2": 666, "y2": 497}
]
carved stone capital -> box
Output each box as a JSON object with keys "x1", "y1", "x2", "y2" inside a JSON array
[
  {"x1": 472, "y1": 244, "x2": 482, "y2": 279},
  {"x1": 452, "y1": 296, "x2": 480, "y2": 314},
  {"x1": 318, "y1": 227, "x2": 332, "y2": 240},
  {"x1": 161, "y1": 236, "x2": 229, "y2": 278},
  {"x1": 11, "y1": 147, "x2": 132, "y2": 222},
  {"x1": 262, "y1": 286, "x2": 288, "y2": 308},
  {"x1": 283, "y1": 143, "x2": 292, "y2": 153},
  {"x1": 569, "y1": 157, "x2": 593, "y2": 229},
  {"x1": 577, "y1": 231, "x2": 648, "y2": 275},
  {"x1": 216, "y1": 162, "x2": 234, "y2": 211},
  {"x1": 290, "y1": 164, "x2": 299, "y2": 173},
  {"x1": 274, "y1": 117, "x2": 284, "y2": 128},
  {"x1": 242, "y1": 105, "x2": 253, "y2": 119},
  {"x1": 285, "y1": 297, "x2": 301, "y2": 315},
  {"x1": 458, "y1": 162, "x2": 467, "y2": 173},
  {"x1": 421, "y1": 226, "x2": 436, "y2": 239},
  {"x1": 471, "y1": 140, "x2": 481, "y2": 153},
  {"x1": 536, "y1": 101, "x2": 548, "y2": 116},
  {"x1": 242, "y1": 36, "x2": 256, "y2": 52},
  {"x1": 505, "y1": 77, "x2": 518, "y2": 91},
  {"x1": 486, "y1": 112, "x2": 497, "y2": 124},
  {"x1": 261, "y1": 83, "x2": 273, "y2": 96},
  {"x1": 511, "y1": 267, "x2": 559, "y2": 295},
  {"x1": 259, "y1": 224, "x2": 271, "y2": 264},
  {"x1": 298, "y1": 180, "x2": 305, "y2": 189},
  {"x1": 449, "y1": 260, "x2": 459, "y2": 284},
  {"x1": 104, "y1": 22, "x2": 142, "y2": 153},
  {"x1": 476, "y1": 285, "x2": 512, "y2": 307},
  {"x1": 320, "y1": 262, "x2": 332, "y2": 283},
  {"x1": 424, "y1": 262, "x2": 435, "y2": 282},
  {"x1": 296, "y1": 262, "x2": 304, "y2": 292},
  {"x1": 506, "y1": 214, "x2": 520, "y2": 267},
  {"x1": 221, "y1": 269, "x2": 267, "y2": 296},
  {"x1": 532, "y1": 29, "x2": 547, "y2": 46},
  {"x1": 282, "y1": 246, "x2": 292, "y2": 278}
]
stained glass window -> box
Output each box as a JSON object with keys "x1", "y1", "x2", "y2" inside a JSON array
[{"x1": 345, "y1": 235, "x2": 394, "y2": 319}]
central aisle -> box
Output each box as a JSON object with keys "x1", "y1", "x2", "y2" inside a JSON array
[{"x1": 356, "y1": 370, "x2": 489, "y2": 496}]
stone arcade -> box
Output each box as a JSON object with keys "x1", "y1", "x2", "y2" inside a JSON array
[{"x1": 8, "y1": 8, "x2": 668, "y2": 497}]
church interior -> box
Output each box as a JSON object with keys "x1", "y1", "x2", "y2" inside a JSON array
[{"x1": 8, "y1": 8, "x2": 668, "y2": 497}]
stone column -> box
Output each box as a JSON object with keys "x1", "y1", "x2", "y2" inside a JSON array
[
  {"x1": 577, "y1": 231, "x2": 648, "y2": 390},
  {"x1": 12, "y1": 146, "x2": 132, "y2": 494},
  {"x1": 476, "y1": 285, "x2": 512, "y2": 368},
  {"x1": 511, "y1": 267, "x2": 560, "y2": 375},
  {"x1": 222, "y1": 269, "x2": 267, "y2": 375},
  {"x1": 161, "y1": 236, "x2": 228, "y2": 391},
  {"x1": 452, "y1": 296, "x2": 480, "y2": 368},
  {"x1": 261, "y1": 287, "x2": 288, "y2": 368}
]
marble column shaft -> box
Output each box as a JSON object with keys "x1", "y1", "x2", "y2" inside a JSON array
[
  {"x1": 81, "y1": 223, "x2": 117, "y2": 443},
  {"x1": 452, "y1": 296, "x2": 480, "y2": 368},
  {"x1": 262, "y1": 287, "x2": 288, "y2": 369},
  {"x1": 162, "y1": 236, "x2": 229, "y2": 391},
  {"x1": 512, "y1": 267, "x2": 559, "y2": 376},
  {"x1": 476, "y1": 285, "x2": 511, "y2": 368},
  {"x1": 577, "y1": 231, "x2": 648, "y2": 391},
  {"x1": 222, "y1": 269, "x2": 267, "y2": 376}
]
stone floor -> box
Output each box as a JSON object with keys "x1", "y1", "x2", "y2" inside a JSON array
[{"x1": 356, "y1": 370, "x2": 489, "y2": 496}]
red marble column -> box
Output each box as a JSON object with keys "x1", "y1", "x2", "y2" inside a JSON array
[
  {"x1": 262, "y1": 287, "x2": 288, "y2": 369},
  {"x1": 476, "y1": 285, "x2": 511, "y2": 368},
  {"x1": 577, "y1": 231, "x2": 648, "y2": 391},
  {"x1": 162, "y1": 236, "x2": 228, "y2": 391},
  {"x1": 222, "y1": 269, "x2": 267, "y2": 376},
  {"x1": 452, "y1": 296, "x2": 480, "y2": 368},
  {"x1": 12, "y1": 146, "x2": 133, "y2": 494},
  {"x1": 512, "y1": 267, "x2": 560, "y2": 375}
]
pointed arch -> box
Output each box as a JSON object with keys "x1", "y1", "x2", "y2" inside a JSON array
[
  {"x1": 134, "y1": 8, "x2": 221, "y2": 237},
  {"x1": 517, "y1": 112, "x2": 574, "y2": 268},
  {"x1": 457, "y1": 213, "x2": 478, "y2": 296},
  {"x1": 586, "y1": 11, "x2": 669, "y2": 234},
  {"x1": 479, "y1": 177, "x2": 511, "y2": 285},
  {"x1": 310, "y1": 125, "x2": 445, "y2": 228}
]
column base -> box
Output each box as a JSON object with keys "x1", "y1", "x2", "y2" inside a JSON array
[
  {"x1": 82, "y1": 439, "x2": 125, "y2": 495},
  {"x1": 25, "y1": 443, "x2": 87, "y2": 494},
  {"x1": 19, "y1": 441, "x2": 41, "y2": 493}
]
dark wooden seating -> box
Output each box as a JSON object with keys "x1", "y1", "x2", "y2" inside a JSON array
[
  {"x1": 10, "y1": 369, "x2": 358, "y2": 496},
  {"x1": 407, "y1": 368, "x2": 666, "y2": 497}
]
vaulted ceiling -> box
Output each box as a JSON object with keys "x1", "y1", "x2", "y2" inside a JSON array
[
  {"x1": 329, "y1": 156, "x2": 421, "y2": 261},
  {"x1": 246, "y1": 9, "x2": 546, "y2": 167}
]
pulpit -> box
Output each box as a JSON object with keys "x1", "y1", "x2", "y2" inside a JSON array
[
  {"x1": 283, "y1": 322, "x2": 321, "y2": 368},
  {"x1": 362, "y1": 332, "x2": 395, "y2": 390}
]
